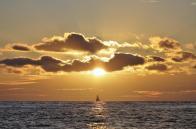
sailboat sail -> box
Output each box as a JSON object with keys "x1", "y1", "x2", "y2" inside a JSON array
[{"x1": 96, "y1": 95, "x2": 100, "y2": 102}]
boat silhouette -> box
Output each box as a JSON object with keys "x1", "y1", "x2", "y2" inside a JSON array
[{"x1": 96, "y1": 95, "x2": 100, "y2": 102}]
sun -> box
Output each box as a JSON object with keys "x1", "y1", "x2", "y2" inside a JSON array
[{"x1": 92, "y1": 68, "x2": 106, "y2": 77}]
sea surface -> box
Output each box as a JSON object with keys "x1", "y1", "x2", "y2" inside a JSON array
[{"x1": 0, "y1": 102, "x2": 195, "y2": 129}]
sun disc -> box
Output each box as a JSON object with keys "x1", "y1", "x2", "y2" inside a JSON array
[{"x1": 92, "y1": 68, "x2": 106, "y2": 76}]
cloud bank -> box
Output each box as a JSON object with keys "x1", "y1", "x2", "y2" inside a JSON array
[
  {"x1": 0, "y1": 32, "x2": 195, "y2": 75},
  {"x1": 0, "y1": 53, "x2": 145, "y2": 72}
]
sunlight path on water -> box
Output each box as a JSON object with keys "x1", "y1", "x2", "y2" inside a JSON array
[{"x1": 88, "y1": 102, "x2": 109, "y2": 129}]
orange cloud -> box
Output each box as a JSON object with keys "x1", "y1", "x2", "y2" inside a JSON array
[
  {"x1": 149, "y1": 37, "x2": 182, "y2": 52},
  {"x1": 134, "y1": 90, "x2": 162, "y2": 96},
  {"x1": 145, "y1": 63, "x2": 168, "y2": 71}
]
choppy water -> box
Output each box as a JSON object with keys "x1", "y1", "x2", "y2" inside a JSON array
[{"x1": 0, "y1": 102, "x2": 195, "y2": 129}]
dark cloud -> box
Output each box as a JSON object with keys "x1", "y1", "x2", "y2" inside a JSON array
[
  {"x1": 61, "y1": 59, "x2": 96, "y2": 72},
  {"x1": 0, "y1": 53, "x2": 145, "y2": 72},
  {"x1": 61, "y1": 53, "x2": 145, "y2": 72},
  {"x1": 34, "y1": 33, "x2": 107, "y2": 53},
  {"x1": 38, "y1": 56, "x2": 65, "y2": 72},
  {"x1": 12, "y1": 44, "x2": 30, "y2": 51},
  {"x1": 105, "y1": 53, "x2": 145, "y2": 71},
  {"x1": 172, "y1": 51, "x2": 196, "y2": 62},
  {"x1": 0, "y1": 56, "x2": 64, "y2": 72},
  {"x1": 148, "y1": 56, "x2": 165, "y2": 62},
  {"x1": 146, "y1": 63, "x2": 168, "y2": 71},
  {"x1": 159, "y1": 39, "x2": 180, "y2": 50},
  {"x1": 0, "y1": 56, "x2": 96, "y2": 72},
  {"x1": 150, "y1": 37, "x2": 181, "y2": 52},
  {"x1": 0, "y1": 57, "x2": 40, "y2": 67}
]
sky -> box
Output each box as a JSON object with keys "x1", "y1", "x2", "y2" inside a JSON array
[{"x1": 0, "y1": 0, "x2": 196, "y2": 101}]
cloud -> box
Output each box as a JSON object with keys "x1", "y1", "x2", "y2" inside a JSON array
[
  {"x1": 0, "y1": 53, "x2": 145, "y2": 73},
  {"x1": 142, "y1": 0, "x2": 160, "y2": 3},
  {"x1": 133, "y1": 90, "x2": 196, "y2": 98},
  {"x1": 182, "y1": 90, "x2": 196, "y2": 93},
  {"x1": 191, "y1": 2, "x2": 196, "y2": 6},
  {"x1": 12, "y1": 44, "x2": 31, "y2": 51},
  {"x1": 147, "y1": 56, "x2": 165, "y2": 62},
  {"x1": 184, "y1": 43, "x2": 196, "y2": 50},
  {"x1": 0, "y1": 33, "x2": 195, "y2": 75},
  {"x1": 56, "y1": 88, "x2": 93, "y2": 92},
  {"x1": 34, "y1": 32, "x2": 107, "y2": 53},
  {"x1": 150, "y1": 37, "x2": 181, "y2": 52},
  {"x1": 0, "y1": 43, "x2": 32, "y2": 52},
  {"x1": 60, "y1": 53, "x2": 145, "y2": 72},
  {"x1": 0, "y1": 75, "x2": 42, "y2": 86},
  {"x1": 0, "y1": 81, "x2": 36, "y2": 85},
  {"x1": 145, "y1": 63, "x2": 168, "y2": 71},
  {"x1": 172, "y1": 51, "x2": 196, "y2": 62},
  {"x1": 0, "y1": 56, "x2": 64, "y2": 72},
  {"x1": 134, "y1": 90, "x2": 162, "y2": 96},
  {"x1": 0, "y1": 57, "x2": 40, "y2": 67},
  {"x1": 105, "y1": 53, "x2": 145, "y2": 71},
  {"x1": 148, "y1": 37, "x2": 196, "y2": 64}
]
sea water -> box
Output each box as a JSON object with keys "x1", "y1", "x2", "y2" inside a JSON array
[{"x1": 0, "y1": 102, "x2": 195, "y2": 129}]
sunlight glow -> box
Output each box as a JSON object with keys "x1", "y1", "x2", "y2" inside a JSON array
[{"x1": 92, "y1": 68, "x2": 106, "y2": 77}]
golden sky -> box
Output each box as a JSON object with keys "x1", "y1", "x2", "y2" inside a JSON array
[{"x1": 0, "y1": 0, "x2": 196, "y2": 101}]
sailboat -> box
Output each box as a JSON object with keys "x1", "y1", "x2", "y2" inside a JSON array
[{"x1": 96, "y1": 95, "x2": 100, "y2": 102}]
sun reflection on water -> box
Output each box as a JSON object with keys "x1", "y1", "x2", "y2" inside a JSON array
[{"x1": 88, "y1": 102, "x2": 109, "y2": 129}]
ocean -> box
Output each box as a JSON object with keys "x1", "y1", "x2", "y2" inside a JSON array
[{"x1": 0, "y1": 102, "x2": 195, "y2": 129}]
